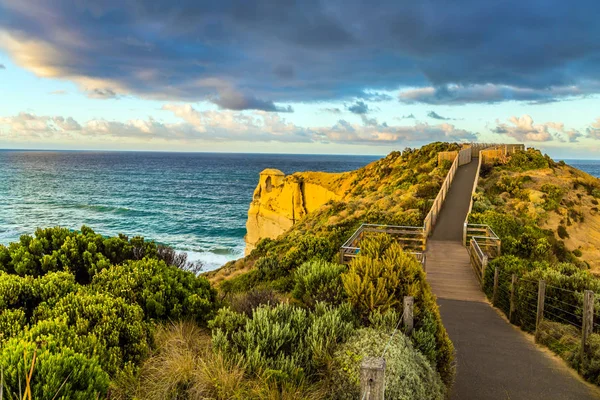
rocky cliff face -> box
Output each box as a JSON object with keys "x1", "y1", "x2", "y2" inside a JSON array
[{"x1": 244, "y1": 168, "x2": 343, "y2": 255}]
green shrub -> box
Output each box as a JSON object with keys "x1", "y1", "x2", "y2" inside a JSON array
[
  {"x1": 280, "y1": 234, "x2": 336, "y2": 271},
  {"x1": 211, "y1": 302, "x2": 355, "y2": 381},
  {"x1": 341, "y1": 239, "x2": 454, "y2": 385},
  {"x1": 0, "y1": 338, "x2": 109, "y2": 399},
  {"x1": 342, "y1": 240, "x2": 422, "y2": 318},
  {"x1": 557, "y1": 225, "x2": 569, "y2": 239},
  {"x1": 91, "y1": 258, "x2": 216, "y2": 323},
  {"x1": 505, "y1": 149, "x2": 549, "y2": 171},
  {"x1": 573, "y1": 249, "x2": 583, "y2": 257},
  {"x1": 293, "y1": 260, "x2": 347, "y2": 307},
  {"x1": 32, "y1": 292, "x2": 150, "y2": 375},
  {"x1": 329, "y1": 328, "x2": 445, "y2": 400}
]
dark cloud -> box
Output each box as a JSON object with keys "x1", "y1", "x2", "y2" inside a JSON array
[
  {"x1": 87, "y1": 88, "x2": 118, "y2": 99},
  {"x1": 587, "y1": 118, "x2": 600, "y2": 140},
  {"x1": 211, "y1": 90, "x2": 293, "y2": 112},
  {"x1": 399, "y1": 84, "x2": 598, "y2": 105},
  {"x1": 321, "y1": 108, "x2": 342, "y2": 114},
  {"x1": 347, "y1": 100, "x2": 370, "y2": 114},
  {"x1": 2, "y1": 1, "x2": 600, "y2": 106},
  {"x1": 427, "y1": 111, "x2": 454, "y2": 120},
  {"x1": 0, "y1": 64, "x2": 5, "y2": 69},
  {"x1": 399, "y1": 114, "x2": 415, "y2": 119}
]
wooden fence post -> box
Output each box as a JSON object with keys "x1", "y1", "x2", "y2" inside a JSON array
[
  {"x1": 360, "y1": 357, "x2": 385, "y2": 400},
  {"x1": 481, "y1": 255, "x2": 488, "y2": 288},
  {"x1": 403, "y1": 296, "x2": 414, "y2": 334},
  {"x1": 581, "y1": 290, "x2": 594, "y2": 366},
  {"x1": 339, "y1": 249, "x2": 345, "y2": 265},
  {"x1": 509, "y1": 274, "x2": 517, "y2": 323},
  {"x1": 535, "y1": 280, "x2": 546, "y2": 341},
  {"x1": 492, "y1": 267, "x2": 499, "y2": 305},
  {"x1": 463, "y1": 223, "x2": 467, "y2": 246}
]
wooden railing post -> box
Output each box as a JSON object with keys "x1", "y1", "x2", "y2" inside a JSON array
[
  {"x1": 481, "y1": 255, "x2": 488, "y2": 288},
  {"x1": 360, "y1": 357, "x2": 385, "y2": 400},
  {"x1": 509, "y1": 274, "x2": 517, "y2": 323},
  {"x1": 463, "y1": 223, "x2": 467, "y2": 246},
  {"x1": 403, "y1": 296, "x2": 414, "y2": 334},
  {"x1": 535, "y1": 280, "x2": 546, "y2": 341},
  {"x1": 582, "y1": 290, "x2": 594, "y2": 366},
  {"x1": 339, "y1": 248, "x2": 345, "y2": 264},
  {"x1": 492, "y1": 267, "x2": 499, "y2": 305}
]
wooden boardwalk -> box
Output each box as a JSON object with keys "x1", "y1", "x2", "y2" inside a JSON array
[{"x1": 426, "y1": 158, "x2": 600, "y2": 400}]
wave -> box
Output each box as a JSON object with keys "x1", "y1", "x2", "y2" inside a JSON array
[
  {"x1": 185, "y1": 248, "x2": 245, "y2": 272},
  {"x1": 69, "y1": 203, "x2": 155, "y2": 217}
]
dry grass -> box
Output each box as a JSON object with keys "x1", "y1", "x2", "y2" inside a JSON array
[{"x1": 118, "y1": 321, "x2": 327, "y2": 400}]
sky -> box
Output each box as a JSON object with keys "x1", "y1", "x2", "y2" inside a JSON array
[{"x1": 1, "y1": 1, "x2": 600, "y2": 158}]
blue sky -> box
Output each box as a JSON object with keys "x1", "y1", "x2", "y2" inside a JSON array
[{"x1": 1, "y1": 1, "x2": 600, "y2": 158}]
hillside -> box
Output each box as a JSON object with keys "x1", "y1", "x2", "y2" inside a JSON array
[
  {"x1": 208, "y1": 142, "x2": 459, "y2": 284},
  {"x1": 471, "y1": 149, "x2": 600, "y2": 271}
]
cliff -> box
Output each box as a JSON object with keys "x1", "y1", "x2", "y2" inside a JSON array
[
  {"x1": 244, "y1": 169, "x2": 345, "y2": 255},
  {"x1": 205, "y1": 142, "x2": 459, "y2": 285}
]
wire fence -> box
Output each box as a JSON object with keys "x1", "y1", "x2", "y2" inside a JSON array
[{"x1": 482, "y1": 265, "x2": 596, "y2": 346}]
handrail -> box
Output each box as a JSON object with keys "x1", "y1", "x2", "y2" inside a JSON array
[{"x1": 339, "y1": 142, "x2": 521, "y2": 271}]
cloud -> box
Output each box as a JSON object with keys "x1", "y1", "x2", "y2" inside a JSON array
[
  {"x1": 427, "y1": 111, "x2": 454, "y2": 120},
  {"x1": 87, "y1": 88, "x2": 118, "y2": 99},
  {"x1": 0, "y1": 105, "x2": 477, "y2": 146},
  {"x1": 0, "y1": 63, "x2": 5, "y2": 69},
  {"x1": 2, "y1": 1, "x2": 600, "y2": 105},
  {"x1": 399, "y1": 84, "x2": 595, "y2": 105},
  {"x1": 49, "y1": 89, "x2": 68, "y2": 95},
  {"x1": 321, "y1": 108, "x2": 342, "y2": 114},
  {"x1": 565, "y1": 129, "x2": 583, "y2": 143},
  {"x1": 587, "y1": 118, "x2": 600, "y2": 140},
  {"x1": 210, "y1": 88, "x2": 293, "y2": 112},
  {"x1": 398, "y1": 114, "x2": 415, "y2": 119},
  {"x1": 347, "y1": 100, "x2": 370, "y2": 115},
  {"x1": 491, "y1": 115, "x2": 567, "y2": 142}
]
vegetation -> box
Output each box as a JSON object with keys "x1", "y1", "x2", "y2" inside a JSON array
[
  {"x1": 0, "y1": 226, "x2": 216, "y2": 399},
  {"x1": 330, "y1": 328, "x2": 445, "y2": 400},
  {"x1": 0, "y1": 143, "x2": 460, "y2": 398},
  {"x1": 471, "y1": 148, "x2": 600, "y2": 385}
]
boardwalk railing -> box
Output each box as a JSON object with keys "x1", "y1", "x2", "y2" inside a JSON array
[
  {"x1": 339, "y1": 224, "x2": 426, "y2": 266},
  {"x1": 340, "y1": 142, "x2": 517, "y2": 269},
  {"x1": 467, "y1": 224, "x2": 501, "y2": 284},
  {"x1": 423, "y1": 146, "x2": 471, "y2": 236}
]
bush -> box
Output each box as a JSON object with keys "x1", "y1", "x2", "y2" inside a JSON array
[
  {"x1": 91, "y1": 258, "x2": 216, "y2": 323},
  {"x1": 341, "y1": 238, "x2": 455, "y2": 385},
  {"x1": 230, "y1": 288, "x2": 280, "y2": 316},
  {"x1": 211, "y1": 302, "x2": 355, "y2": 381},
  {"x1": 329, "y1": 328, "x2": 445, "y2": 400},
  {"x1": 342, "y1": 240, "x2": 423, "y2": 318},
  {"x1": 32, "y1": 292, "x2": 150, "y2": 375},
  {"x1": 0, "y1": 338, "x2": 109, "y2": 399},
  {"x1": 293, "y1": 260, "x2": 347, "y2": 307},
  {"x1": 557, "y1": 225, "x2": 569, "y2": 239}
]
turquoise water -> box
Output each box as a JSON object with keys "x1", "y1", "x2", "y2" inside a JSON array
[{"x1": 0, "y1": 151, "x2": 378, "y2": 270}]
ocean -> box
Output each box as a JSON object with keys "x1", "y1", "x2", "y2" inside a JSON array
[
  {"x1": 0, "y1": 151, "x2": 379, "y2": 271},
  {"x1": 564, "y1": 159, "x2": 600, "y2": 179}
]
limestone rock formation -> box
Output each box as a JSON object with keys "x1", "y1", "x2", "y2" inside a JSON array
[{"x1": 244, "y1": 168, "x2": 342, "y2": 255}]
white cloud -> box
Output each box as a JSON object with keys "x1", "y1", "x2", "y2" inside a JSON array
[
  {"x1": 0, "y1": 105, "x2": 478, "y2": 146},
  {"x1": 491, "y1": 115, "x2": 567, "y2": 142}
]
